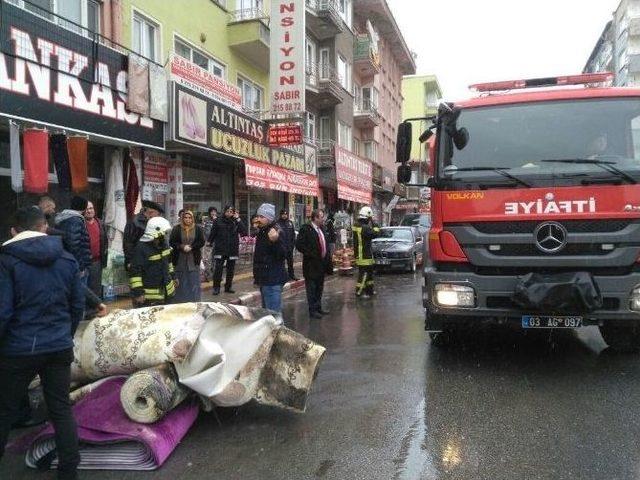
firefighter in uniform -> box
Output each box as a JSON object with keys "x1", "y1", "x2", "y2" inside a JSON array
[
  {"x1": 129, "y1": 217, "x2": 176, "y2": 307},
  {"x1": 352, "y1": 206, "x2": 380, "y2": 298}
]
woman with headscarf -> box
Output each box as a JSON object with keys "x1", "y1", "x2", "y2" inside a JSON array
[{"x1": 170, "y1": 210, "x2": 206, "y2": 302}]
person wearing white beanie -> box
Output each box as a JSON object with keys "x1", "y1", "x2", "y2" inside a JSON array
[{"x1": 252, "y1": 203, "x2": 288, "y2": 312}]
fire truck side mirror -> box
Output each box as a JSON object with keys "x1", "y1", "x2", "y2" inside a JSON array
[
  {"x1": 453, "y1": 127, "x2": 469, "y2": 150},
  {"x1": 397, "y1": 163, "x2": 412, "y2": 184},
  {"x1": 396, "y1": 122, "x2": 412, "y2": 163}
]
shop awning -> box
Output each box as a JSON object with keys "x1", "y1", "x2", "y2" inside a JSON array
[
  {"x1": 245, "y1": 158, "x2": 318, "y2": 197},
  {"x1": 334, "y1": 146, "x2": 373, "y2": 205}
]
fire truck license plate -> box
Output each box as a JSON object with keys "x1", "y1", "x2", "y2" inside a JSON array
[{"x1": 522, "y1": 316, "x2": 583, "y2": 329}]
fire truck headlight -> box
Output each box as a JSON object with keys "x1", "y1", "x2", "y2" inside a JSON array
[
  {"x1": 630, "y1": 287, "x2": 640, "y2": 311},
  {"x1": 434, "y1": 284, "x2": 476, "y2": 308}
]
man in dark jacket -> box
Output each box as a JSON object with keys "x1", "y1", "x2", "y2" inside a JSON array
[
  {"x1": 207, "y1": 206, "x2": 247, "y2": 295},
  {"x1": 277, "y1": 209, "x2": 298, "y2": 281},
  {"x1": 296, "y1": 210, "x2": 331, "y2": 319},
  {"x1": 0, "y1": 206, "x2": 84, "y2": 480},
  {"x1": 129, "y1": 217, "x2": 176, "y2": 307},
  {"x1": 253, "y1": 203, "x2": 288, "y2": 313},
  {"x1": 123, "y1": 200, "x2": 164, "y2": 270},
  {"x1": 353, "y1": 206, "x2": 381, "y2": 298},
  {"x1": 55, "y1": 195, "x2": 92, "y2": 281}
]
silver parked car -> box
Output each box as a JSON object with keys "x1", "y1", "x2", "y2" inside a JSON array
[{"x1": 372, "y1": 227, "x2": 424, "y2": 273}]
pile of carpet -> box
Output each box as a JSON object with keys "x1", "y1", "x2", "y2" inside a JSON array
[{"x1": 12, "y1": 303, "x2": 326, "y2": 471}]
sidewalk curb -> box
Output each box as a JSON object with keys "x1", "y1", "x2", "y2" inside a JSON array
[{"x1": 230, "y1": 278, "x2": 313, "y2": 306}]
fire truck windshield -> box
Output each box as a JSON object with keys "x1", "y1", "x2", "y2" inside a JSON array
[{"x1": 438, "y1": 98, "x2": 640, "y2": 188}]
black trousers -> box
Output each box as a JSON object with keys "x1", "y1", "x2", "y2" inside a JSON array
[
  {"x1": 305, "y1": 275, "x2": 325, "y2": 314},
  {"x1": 213, "y1": 256, "x2": 236, "y2": 290},
  {"x1": 356, "y1": 265, "x2": 375, "y2": 296},
  {"x1": 0, "y1": 349, "x2": 79, "y2": 474},
  {"x1": 286, "y1": 251, "x2": 295, "y2": 279}
]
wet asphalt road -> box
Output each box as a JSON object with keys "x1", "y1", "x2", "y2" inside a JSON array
[{"x1": 4, "y1": 271, "x2": 640, "y2": 480}]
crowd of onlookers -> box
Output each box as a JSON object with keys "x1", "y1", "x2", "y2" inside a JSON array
[{"x1": 0, "y1": 195, "x2": 371, "y2": 479}]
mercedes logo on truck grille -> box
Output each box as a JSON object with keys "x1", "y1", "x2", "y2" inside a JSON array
[{"x1": 534, "y1": 222, "x2": 568, "y2": 254}]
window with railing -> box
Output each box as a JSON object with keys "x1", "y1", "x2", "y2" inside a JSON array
[
  {"x1": 338, "y1": 121, "x2": 352, "y2": 151},
  {"x1": 337, "y1": 55, "x2": 351, "y2": 90},
  {"x1": 364, "y1": 141, "x2": 377, "y2": 162},
  {"x1": 133, "y1": 11, "x2": 160, "y2": 62},
  {"x1": 232, "y1": 0, "x2": 265, "y2": 21},
  {"x1": 175, "y1": 37, "x2": 225, "y2": 78},
  {"x1": 237, "y1": 76, "x2": 264, "y2": 112},
  {"x1": 8, "y1": 0, "x2": 100, "y2": 36}
]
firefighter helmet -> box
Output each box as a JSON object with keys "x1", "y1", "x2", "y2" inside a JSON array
[
  {"x1": 358, "y1": 206, "x2": 374, "y2": 219},
  {"x1": 141, "y1": 216, "x2": 172, "y2": 242}
]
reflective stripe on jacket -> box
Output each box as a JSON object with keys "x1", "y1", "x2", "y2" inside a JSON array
[
  {"x1": 352, "y1": 221, "x2": 380, "y2": 266},
  {"x1": 129, "y1": 241, "x2": 175, "y2": 301}
]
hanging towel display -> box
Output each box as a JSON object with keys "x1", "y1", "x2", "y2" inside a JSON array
[
  {"x1": 149, "y1": 63, "x2": 168, "y2": 122},
  {"x1": 50, "y1": 134, "x2": 72, "y2": 191},
  {"x1": 125, "y1": 153, "x2": 140, "y2": 218},
  {"x1": 23, "y1": 129, "x2": 49, "y2": 194},
  {"x1": 67, "y1": 135, "x2": 88, "y2": 192},
  {"x1": 127, "y1": 55, "x2": 150, "y2": 116},
  {"x1": 9, "y1": 121, "x2": 22, "y2": 193},
  {"x1": 103, "y1": 149, "x2": 127, "y2": 254}
]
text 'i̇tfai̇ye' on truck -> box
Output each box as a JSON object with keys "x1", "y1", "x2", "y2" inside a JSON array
[{"x1": 396, "y1": 72, "x2": 640, "y2": 352}]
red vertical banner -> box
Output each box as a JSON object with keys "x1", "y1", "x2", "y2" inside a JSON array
[
  {"x1": 23, "y1": 129, "x2": 49, "y2": 194},
  {"x1": 67, "y1": 136, "x2": 88, "y2": 192}
]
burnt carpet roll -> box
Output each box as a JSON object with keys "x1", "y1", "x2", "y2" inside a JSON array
[{"x1": 120, "y1": 364, "x2": 190, "y2": 424}]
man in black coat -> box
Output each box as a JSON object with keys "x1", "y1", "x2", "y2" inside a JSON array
[
  {"x1": 55, "y1": 195, "x2": 92, "y2": 283},
  {"x1": 0, "y1": 207, "x2": 84, "y2": 480},
  {"x1": 295, "y1": 210, "x2": 331, "y2": 319},
  {"x1": 208, "y1": 206, "x2": 247, "y2": 295},
  {"x1": 277, "y1": 209, "x2": 298, "y2": 280}
]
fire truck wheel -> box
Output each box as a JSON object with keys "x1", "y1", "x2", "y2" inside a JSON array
[{"x1": 599, "y1": 324, "x2": 640, "y2": 353}]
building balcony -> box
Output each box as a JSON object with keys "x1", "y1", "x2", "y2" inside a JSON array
[
  {"x1": 306, "y1": 63, "x2": 344, "y2": 108},
  {"x1": 317, "y1": 139, "x2": 336, "y2": 169},
  {"x1": 353, "y1": 99, "x2": 381, "y2": 129},
  {"x1": 228, "y1": 9, "x2": 270, "y2": 71},
  {"x1": 305, "y1": 0, "x2": 345, "y2": 40},
  {"x1": 354, "y1": 36, "x2": 381, "y2": 78}
]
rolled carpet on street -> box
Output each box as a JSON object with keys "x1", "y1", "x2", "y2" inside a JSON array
[
  {"x1": 70, "y1": 302, "x2": 326, "y2": 413},
  {"x1": 12, "y1": 302, "x2": 326, "y2": 472},
  {"x1": 24, "y1": 377, "x2": 198, "y2": 471},
  {"x1": 120, "y1": 363, "x2": 190, "y2": 424}
]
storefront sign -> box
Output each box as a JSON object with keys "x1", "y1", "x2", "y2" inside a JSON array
[
  {"x1": 268, "y1": 123, "x2": 303, "y2": 146},
  {"x1": 143, "y1": 154, "x2": 169, "y2": 193},
  {"x1": 0, "y1": 2, "x2": 164, "y2": 148},
  {"x1": 270, "y1": 0, "x2": 305, "y2": 116},
  {"x1": 169, "y1": 53, "x2": 242, "y2": 108},
  {"x1": 244, "y1": 158, "x2": 318, "y2": 197},
  {"x1": 172, "y1": 83, "x2": 316, "y2": 177},
  {"x1": 334, "y1": 145, "x2": 373, "y2": 204}
]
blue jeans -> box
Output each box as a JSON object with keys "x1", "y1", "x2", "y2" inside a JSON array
[{"x1": 260, "y1": 284, "x2": 283, "y2": 313}]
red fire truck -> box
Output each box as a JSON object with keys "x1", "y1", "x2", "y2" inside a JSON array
[{"x1": 396, "y1": 73, "x2": 640, "y2": 352}]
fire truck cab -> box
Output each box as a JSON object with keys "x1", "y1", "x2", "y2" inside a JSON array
[{"x1": 397, "y1": 73, "x2": 640, "y2": 352}]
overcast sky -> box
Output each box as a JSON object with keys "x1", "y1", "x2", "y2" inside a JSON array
[{"x1": 388, "y1": 0, "x2": 621, "y2": 101}]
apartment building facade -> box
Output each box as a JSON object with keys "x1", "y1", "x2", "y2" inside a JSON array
[
  {"x1": 399, "y1": 74, "x2": 442, "y2": 217},
  {"x1": 584, "y1": 0, "x2": 640, "y2": 87},
  {"x1": 352, "y1": 0, "x2": 415, "y2": 224},
  {"x1": 120, "y1": 0, "x2": 320, "y2": 226}
]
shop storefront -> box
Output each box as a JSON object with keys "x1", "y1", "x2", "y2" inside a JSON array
[
  {"x1": 333, "y1": 145, "x2": 374, "y2": 220},
  {"x1": 0, "y1": 1, "x2": 165, "y2": 240},
  {"x1": 168, "y1": 78, "x2": 318, "y2": 228}
]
